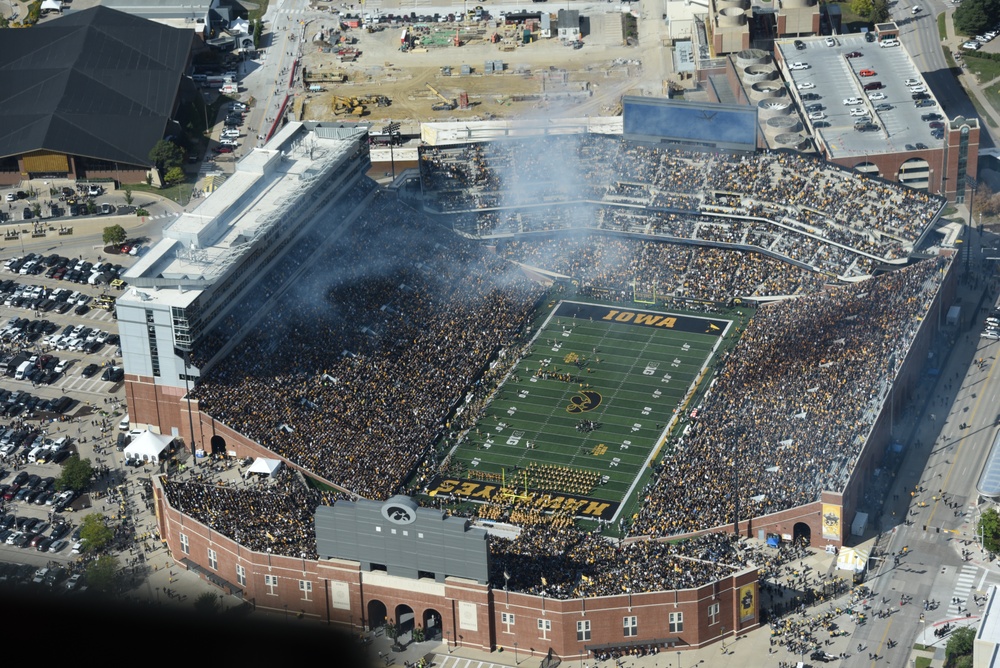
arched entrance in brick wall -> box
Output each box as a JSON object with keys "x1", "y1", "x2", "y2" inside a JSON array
[
  {"x1": 209, "y1": 434, "x2": 226, "y2": 455},
  {"x1": 210, "y1": 434, "x2": 226, "y2": 456},
  {"x1": 422, "y1": 608, "x2": 442, "y2": 641},
  {"x1": 793, "y1": 521, "x2": 811, "y2": 546},
  {"x1": 367, "y1": 599, "x2": 388, "y2": 632},
  {"x1": 395, "y1": 604, "x2": 415, "y2": 645}
]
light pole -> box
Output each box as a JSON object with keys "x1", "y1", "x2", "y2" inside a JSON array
[
  {"x1": 177, "y1": 347, "x2": 199, "y2": 466},
  {"x1": 514, "y1": 642, "x2": 518, "y2": 664}
]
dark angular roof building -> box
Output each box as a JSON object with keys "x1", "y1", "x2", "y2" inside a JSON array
[{"x1": 0, "y1": 6, "x2": 194, "y2": 185}]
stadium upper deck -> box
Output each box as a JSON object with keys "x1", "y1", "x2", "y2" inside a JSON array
[
  {"x1": 418, "y1": 136, "x2": 946, "y2": 279},
  {"x1": 118, "y1": 122, "x2": 371, "y2": 400}
]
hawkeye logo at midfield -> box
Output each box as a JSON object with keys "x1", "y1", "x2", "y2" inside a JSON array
[{"x1": 567, "y1": 390, "x2": 602, "y2": 413}]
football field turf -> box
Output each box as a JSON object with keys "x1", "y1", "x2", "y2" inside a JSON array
[{"x1": 435, "y1": 301, "x2": 732, "y2": 523}]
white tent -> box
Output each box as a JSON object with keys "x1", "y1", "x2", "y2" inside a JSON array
[
  {"x1": 229, "y1": 17, "x2": 250, "y2": 34},
  {"x1": 836, "y1": 547, "x2": 870, "y2": 573},
  {"x1": 246, "y1": 457, "x2": 283, "y2": 478},
  {"x1": 40, "y1": 0, "x2": 62, "y2": 12},
  {"x1": 123, "y1": 431, "x2": 173, "y2": 464}
]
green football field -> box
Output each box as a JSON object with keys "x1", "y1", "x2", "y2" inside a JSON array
[{"x1": 435, "y1": 301, "x2": 732, "y2": 523}]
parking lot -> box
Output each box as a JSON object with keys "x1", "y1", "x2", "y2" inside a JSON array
[{"x1": 0, "y1": 242, "x2": 137, "y2": 585}]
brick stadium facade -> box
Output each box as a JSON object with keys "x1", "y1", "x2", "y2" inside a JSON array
[{"x1": 153, "y1": 475, "x2": 761, "y2": 659}]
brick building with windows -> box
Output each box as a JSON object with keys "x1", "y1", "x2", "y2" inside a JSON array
[{"x1": 154, "y1": 484, "x2": 761, "y2": 661}]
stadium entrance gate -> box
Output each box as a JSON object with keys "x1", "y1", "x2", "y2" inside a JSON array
[
  {"x1": 367, "y1": 599, "x2": 388, "y2": 632},
  {"x1": 210, "y1": 434, "x2": 226, "y2": 456},
  {"x1": 395, "y1": 604, "x2": 415, "y2": 644},
  {"x1": 423, "y1": 608, "x2": 442, "y2": 640},
  {"x1": 794, "y1": 522, "x2": 811, "y2": 545}
]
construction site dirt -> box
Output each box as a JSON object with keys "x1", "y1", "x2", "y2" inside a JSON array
[{"x1": 295, "y1": 8, "x2": 648, "y2": 125}]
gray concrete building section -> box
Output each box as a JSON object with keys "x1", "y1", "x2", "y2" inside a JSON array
[
  {"x1": 116, "y1": 122, "x2": 371, "y2": 395},
  {"x1": 315, "y1": 496, "x2": 490, "y2": 584}
]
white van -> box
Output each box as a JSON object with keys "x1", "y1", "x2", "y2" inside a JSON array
[
  {"x1": 220, "y1": 138, "x2": 238, "y2": 147},
  {"x1": 118, "y1": 414, "x2": 130, "y2": 430},
  {"x1": 27, "y1": 446, "x2": 43, "y2": 463},
  {"x1": 14, "y1": 360, "x2": 31, "y2": 380}
]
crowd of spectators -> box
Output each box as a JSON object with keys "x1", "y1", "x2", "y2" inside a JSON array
[
  {"x1": 160, "y1": 468, "x2": 333, "y2": 558},
  {"x1": 488, "y1": 513, "x2": 739, "y2": 598},
  {"x1": 420, "y1": 136, "x2": 944, "y2": 277},
  {"x1": 494, "y1": 235, "x2": 827, "y2": 302},
  {"x1": 191, "y1": 193, "x2": 545, "y2": 499},
  {"x1": 629, "y1": 257, "x2": 945, "y2": 537}
]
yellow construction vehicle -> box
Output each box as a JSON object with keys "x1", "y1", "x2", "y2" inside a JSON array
[
  {"x1": 426, "y1": 83, "x2": 456, "y2": 111},
  {"x1": 333, "y1": 96, "x2": 366, "y2": 116}
]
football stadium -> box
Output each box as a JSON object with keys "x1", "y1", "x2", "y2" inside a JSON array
[{"x1": 131, "y1": 121, "x2": 957, "y2": 660}]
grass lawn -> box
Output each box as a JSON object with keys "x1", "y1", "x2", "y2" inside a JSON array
[
  {"x1": 915, "y1": 657, "x2": 931, "y2": 668},
  {"x1": 980, "y1": 82, "x2": 1000, "y2": 127},
  {"x1": 129, "y1": 181, "x2": 195, "y2": 207},
  {"x1": 938, "y1": 12, "x2": 947, "y2": 40},
  {"x1": 964, "y1": 54, "x2": 1000, "y2": 84},
  {"x1": 427, "y1": 300, "x2": 733, "y2": 527}
]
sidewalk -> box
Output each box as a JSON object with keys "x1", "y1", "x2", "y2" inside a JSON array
[{"x1": 941, "y1": 8, "x2": 1000, "y2": 133}]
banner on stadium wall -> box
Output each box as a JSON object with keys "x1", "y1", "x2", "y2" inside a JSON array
[
  {"x1": 822, "y1": 504, "x2": 842, "y2": 541},
  {"x1": 738, "y1": 583, "x2": 755, "y2": 622}
]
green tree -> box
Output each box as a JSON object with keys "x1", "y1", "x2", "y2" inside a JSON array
[
  {"x1": 103, "y1": 224, "x2": 127, "y2": 246},
  {"x1": 148, "y1": 139, "x2": 185, "y2": 171},
  {"x1": 78, "y1": 513, "x2": 114, "y2": 553},
  {"x1": 954, "y1": 0, "x2": 998, "y2": 35},
  {"x1": 122, "y1": 185, "x2": 134, "y2": 206},
  {"x1": 253, "y1": 19, "x2": 263, "y2": 49},
  {"x1": 194, "y1": 591, "x2": 221, "y2": 614},
  {"x1": 946, "y1": 626, "x2": 976, "y2": 668},
  {"x1": 164, "y1": 166, "x2": 185, "y2": 186},
  {"x1": 850, "y1": 0, "x2": 874, "y2": 18},
  {"x1": 86, "y1": 555, "x2": 120, "y2": 594},
  {"x1": 870, "y1": 0, "x2": 890, "y2": 23},
  {"x1": 978, "y1": 507, "x2": 1000, "y2": 554},
  {"x1": 56, "y1": 455, "x2": 93, "y2": 492}
]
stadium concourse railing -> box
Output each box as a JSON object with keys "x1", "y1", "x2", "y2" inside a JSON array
[{"x1": 425, "y1": 200, "x2": 870, "y2": 281}]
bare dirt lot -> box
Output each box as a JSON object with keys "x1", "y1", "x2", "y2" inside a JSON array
[{"x1": 296, "y1": 11, "x2": 648, "y2": 124}]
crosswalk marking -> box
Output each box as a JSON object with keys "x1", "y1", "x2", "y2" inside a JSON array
[
  {"x1": 948, "y1": 564, "x2": 979, "y2": 616},
  {"x1": 432, "y1": 656, "x2": 512, "y2": 668}
]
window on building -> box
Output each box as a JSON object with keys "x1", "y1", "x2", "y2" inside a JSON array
[
  {"x1": 538, "y1": 618, "x2": 551, "y2": 640},
  {"x1": 207, "y1": 548, "x2": 217, "y2": 570},
  {"x1": 577, "y1": 620, "x2": 591, "y2": 641},
  {"x1": 299, "y1": 579, "x2": 312, "y2": 601},
  {"x1": 708, "y1": 602, "x2": 719, "y2": 626},
  {"x1": 265, "y1": 574, "x2": 278, "y2": 596},
  {"x1": 669, "y1": 611, "x2": 683, "y2": 633},
  {"x1": 179, "y1": 533, "x2": 189, "y2": 555},
  {"x1": 501, "y1": 612, "x2": 515, "y2": 634},
  {"x1": 236, "y1": 564, "x2": 246, "y2": 587},
  {"x1": 624, "y1": 616, "x2": 638, "y2": 637}
]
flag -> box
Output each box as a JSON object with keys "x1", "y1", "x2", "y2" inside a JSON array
[
  {"x1": 708, "y1": 323, "x2": 720, "y2": 331},
  {"x1": 541, "y1": 577, "x2": 548, "y2": 586}
]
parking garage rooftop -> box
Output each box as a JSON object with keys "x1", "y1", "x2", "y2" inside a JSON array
[{"x1": 777, "y1": 34, "x2": 943, "y2": 161}]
